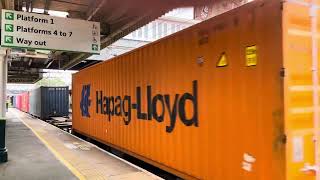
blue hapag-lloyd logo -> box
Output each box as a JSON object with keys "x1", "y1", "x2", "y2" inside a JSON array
[
  {"x1": 79, "y1": 81, "x2": 199, "y2": 133},
  {"x1": 80, "y1": 84, "x2": 91, "y2": 117}
]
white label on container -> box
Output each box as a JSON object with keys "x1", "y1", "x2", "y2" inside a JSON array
[
  {"x1": 293, "y1": 136, "x2": 304, "y2": 162},
  {"x1": 242, "y1": 153, "x2": 256, "y2": 172},
  {"x1": 244, "y1": 153, "x2": 256, "y2": 163},
  {"x1": 242, "y1": 161, "x2": 252, "y2": 172}
]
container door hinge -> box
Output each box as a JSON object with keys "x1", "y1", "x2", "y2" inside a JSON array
[
  {"x1": 281, "y1": 134, "x2": 287, "y2": 144},
  {"x1": 301, "y1": 163, "x2": 318, "y2": 174},
  {"x1": 280, "y1": 68, "x2": 286, "y2": 78}
]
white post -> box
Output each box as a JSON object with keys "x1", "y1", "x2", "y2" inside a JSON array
[
  {"x1": 0, "y1": 49, "x2": 7, "y2": 118},
  {"x1": 0, "y1": 48, "x2": 8, "y2": 163}
]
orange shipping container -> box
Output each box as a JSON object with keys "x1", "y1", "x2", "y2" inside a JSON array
[{"x1": 72, "y1": 0, "x2": 320, "y2": 179}]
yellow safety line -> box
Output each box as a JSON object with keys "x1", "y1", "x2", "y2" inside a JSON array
[{"x1": 16, "y1": 113, "x2": 86, "y2": 180}]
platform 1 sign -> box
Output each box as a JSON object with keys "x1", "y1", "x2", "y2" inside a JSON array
[{"x1": 1, "y1": 9, "x2": 100, "y2": 53}]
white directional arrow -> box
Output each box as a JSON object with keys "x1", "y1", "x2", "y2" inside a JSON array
[
  {"x1": 5, "y1": 36, "x2": 13, "y2": 43},
  {"x1": 5, "y1": 12, "x2": 13, "y2": 20},
  {"x1": 5, "y1": 25, "x2": 13, "y2": 31}
]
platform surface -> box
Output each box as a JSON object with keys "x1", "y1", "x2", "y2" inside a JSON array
[
  {"x1": 0, "y1": 108, "x2": 160, "y2": 180},
  {"x1": 0, "y1": 108, "x2": 76, "y2": 180}
]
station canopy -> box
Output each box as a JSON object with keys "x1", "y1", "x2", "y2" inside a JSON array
[{"x1": 2, "y1": 0, "x2": 242, "y2": 83}]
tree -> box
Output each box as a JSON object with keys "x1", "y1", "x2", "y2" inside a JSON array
[{"x1": 36, "y1": 77, "x2": 66, "y2": 86}]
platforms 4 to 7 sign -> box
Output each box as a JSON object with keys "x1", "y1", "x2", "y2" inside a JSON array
[{"x1": 1, "y1": 9, "x2": 100, "y2": 53}]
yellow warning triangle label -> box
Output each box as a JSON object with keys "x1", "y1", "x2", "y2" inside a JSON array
[{"x1": 217, "y1": 53, "x2": 227, "y2": 67}]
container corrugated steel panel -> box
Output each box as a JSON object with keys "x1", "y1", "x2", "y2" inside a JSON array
[
  {"x1": 20, "y1": 92, "x2": 29, "y2": 112},
  {"x1": 15, "y1": 95, "x2": 21, "y2": 110},
  {"x1": 29, "y1": 87, "x2": 42, "y2": 118},
  {"x1": 72, "y1": 0, "x2": 320, "y2": 179},
  {"x1": 29, "y1": 86, "x2": 69, "y2": 120},
  {"x1": 12, "y1": 96, "x2": 16, "y2": 108}
]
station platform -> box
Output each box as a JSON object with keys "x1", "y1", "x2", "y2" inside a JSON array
[{"x1": 0, "y1": 108, "x2": 160, "y2": 180}]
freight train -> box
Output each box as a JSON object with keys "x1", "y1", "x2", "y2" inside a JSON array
[
  {"x1": 9, "y1": 0, "x2": 319, "y2": 179},
  {"x1": 13, "y1": 86, "x2": 69, "y2": 120},
  {"x1": 72, "y1": 0, "x2": 320, "y2": 179}
]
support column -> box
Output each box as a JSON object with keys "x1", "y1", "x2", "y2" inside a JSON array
[
  {"x1": 0, "y1": 49, "x2": 8, "y2": 163},
  {"x1": 0, "y1": 52, "x2": 7, "y2": 116}
]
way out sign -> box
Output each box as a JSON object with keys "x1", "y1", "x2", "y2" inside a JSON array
[{"x1": 1, "y1": 9, "x2": 100, "y2": 54}]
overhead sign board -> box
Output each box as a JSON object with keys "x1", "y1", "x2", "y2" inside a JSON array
[{"x1": 1, "y1": 9, "x2": 100, "y2": 53}]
